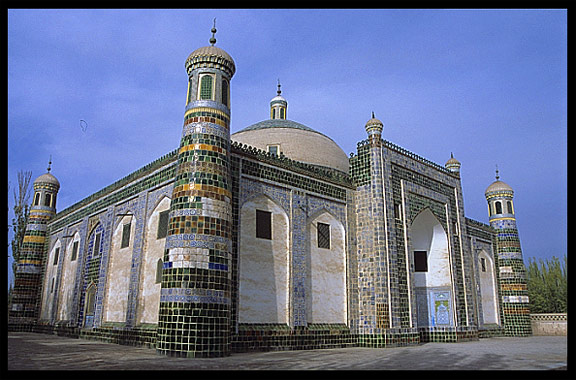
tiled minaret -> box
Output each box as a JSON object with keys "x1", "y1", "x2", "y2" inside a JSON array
[
  {"x1": 485, "y1": 168, "x2": 532, "y2": 336},
  {"x1": 9, "y1": 160, "x2": 60, "y2": 325},
  {"x1": 156, "y1": 22, "x2": 236, "y2": 358}
]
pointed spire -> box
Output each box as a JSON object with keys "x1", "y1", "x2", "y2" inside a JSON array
[{"x1": 209, "y1": 18, "x2": 217, "y2": 46}]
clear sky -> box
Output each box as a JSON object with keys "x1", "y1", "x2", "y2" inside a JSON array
[{"x1": 7, "y1": 9, "x2": 567, "y2": 288}]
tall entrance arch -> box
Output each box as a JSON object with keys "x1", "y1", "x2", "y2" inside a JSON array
[{"x1": 411, "y1": 209, "x2": 454, "y2": 328}]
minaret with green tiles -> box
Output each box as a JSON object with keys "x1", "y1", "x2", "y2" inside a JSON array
[
  {"x1": 156, "y1": 22, "x2": 236, "y2": 358},
  {"x1": 485, "y1": 168, "x2": 532, "y2": 336},
  {"x1": 9, "y1": 160, "x2": 60, "y2": 325}
]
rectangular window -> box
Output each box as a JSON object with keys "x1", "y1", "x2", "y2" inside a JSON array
[
  {"x1": 267, "y1": 145, "x2": 279, "y2": 156},
  {"x1": 317, "y1": 222, "x2": 331, "y2": 249},
  {"x1": 121, "y1": 223, "x2": 131, "y2": 249},
  {"x1": 53, "y1": 247, "x2": 60, "y2": 265},
  {"x1": 157, "y1": 210, "x2": 170, "y2": 239},
  {"x1": 93, "y1": 233, "x2": 102, "y2": 256},
  {"x1": 414, "y1": 251, "x2": 428, "y2": 272},
  {"x1": 481, "y1": 258, "x2": 486, "y2": 272},
  {"x1": 256, "y1": 209, "x2": 272, "y2": 240},
  {"x1": 71, "y1": 241, "x2": 79, "y2": 261}
]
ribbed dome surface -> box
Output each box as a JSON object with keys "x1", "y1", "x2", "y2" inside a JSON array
[{"x1": 34, "y1": 172, "x2": 60, "y2": 188}]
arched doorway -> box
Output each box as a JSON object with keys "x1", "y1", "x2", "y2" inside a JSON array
[{"x1": 411, "y1": 209, "x2": 454, "y2": 327}]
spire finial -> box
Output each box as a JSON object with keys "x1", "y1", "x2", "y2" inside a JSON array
[
  {"x1": 371, "y1": 111, "x2": 375, "y2": 118},
  {"x1": 277, "y1": 79, "x2": 282, "y2": 96},
  {"x1": 209, "y1": 18, "x2": 217, "y2": 46},
  {"x1": 47, "y1": 155, "x2": 52, "y2": 173},
  {"x1": 451, "y1": 152, "x2": 454, "y2": 158},
  {"x1": 495, "y1": 164, "x2": 500, "y2": 181}
]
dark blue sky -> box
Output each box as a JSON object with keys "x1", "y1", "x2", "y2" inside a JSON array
[{"x1": 7, "y1": 9, "x2": 567, "y2": 287}]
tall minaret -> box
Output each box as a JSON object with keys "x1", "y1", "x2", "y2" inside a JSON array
[
  {"x1": 156, "y1": 21, "x2": 236, "y2": 358},
  {"x1": 485, "y1": 168, "x2": 532, "y2": 336},
  {"x1": 10, "y1": 159, "x2": 60, "y2": 325}
]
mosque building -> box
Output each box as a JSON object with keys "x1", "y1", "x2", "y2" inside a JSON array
[{"x1": 9, "y1": 25, "x2": 532, "y2": 358}]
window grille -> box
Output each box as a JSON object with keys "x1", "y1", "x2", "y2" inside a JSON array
[
  {"x1": 317, "y1": 222, "x2": 331, "y2": 249},
  {"x1": 199, "y1": 75, "x2": 213, "y2": 100},
  {"x1": 157, "y1": 210, "x2": 169, "y2": 239},
  {"x1": 121, "y1": 223, "x2": 131, "y2": 248}
]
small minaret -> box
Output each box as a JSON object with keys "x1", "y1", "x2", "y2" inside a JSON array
[
  {"x1": 445, "y1": 153, "x2": 461, "y2": 175},
  {"x1": 157, "y1": 20, "x2": 236, "y2": 358},
  {"x1": 485, "y1": 168, "x2": 532, "y2": 336},
  {"x1": 270, "y1": 80, "x2": 287, "y2": 120},
  {"x1": 365, "y1": 112, "x2": 383, "y2": 147},
  {"x1": 10, "y1": 159, "x2": 60, "y2": 325}
]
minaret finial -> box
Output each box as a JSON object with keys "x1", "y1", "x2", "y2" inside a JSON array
[
  {"x1": 372, "y1": 111, "x2": 375, "y2": 118},
  {"x1": 277, "y1": 79, "x2": 282, "y2": 95},
  {"x1": 209, "y1": 18, "x2": 217, "y2": 46},
  {"x1": 495, "y1": 164, "x2": 500, "y2": 181},
  {"x1": 47, "y1": 155, "x2": 52, "y2": 173}
]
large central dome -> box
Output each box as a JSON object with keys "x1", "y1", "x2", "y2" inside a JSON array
[{"x1": 231, "y1": 85, "x2": 349, "y2": 173}]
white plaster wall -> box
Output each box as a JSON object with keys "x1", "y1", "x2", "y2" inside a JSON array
[
  {"x1": 57, "y1": 232, "x2": 80, "y2": 321},
  {"x1": 137, "y1": 196, "x2": 170, "y2": 324},
  {"x1": 479, "y1": 250, "x2": 499, "y2": 324},
  {"x1": 411, "y1": 209, "x2": 451, "y2": 288},
  {"x1": 102, "y1": 215, "x2": 134, "y2": 323},
  {"x1": 238, "y1": 196, "x2": 289, "y2": 324},
  {"x1": 308, "y1": 212, "x2": 346, "y2": 324}
]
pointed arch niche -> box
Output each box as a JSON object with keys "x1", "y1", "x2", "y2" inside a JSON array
[
  {"x1": 238, "y1": 195, "x2": 289, "y2": 324},
  {"x1": 307, "y1": 210, "x2": 346, "y2": 324},
  {"x1": 137, "y1": 195, "x2": 171, "y2": 324},
  {"x1": 478, "y1": 250, "x2": 499, "y2": 325},
  {"x1": 410, "y1": 208, "x2": 454, "y2": 327},
  {"x1": 103, "y1": 213, "x2": 135, "y2": 323}
]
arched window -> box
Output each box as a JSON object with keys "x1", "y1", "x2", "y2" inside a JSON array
[
  {"x1": 199, "y1": 74, "x2": 214, "y2": 100},
  {"x1": 156, "y1": 259, "x2": 163, "y2": 284},
  {"x1": 44, "y1": 193, "x2": 52, "y2": 207},
  {"x1": 280, "y1": 108, "x2": 285, "y2": 119},
  {"x1": 34, "y1": 192, "x2": 40, "y2": 206},
  {"x1": 506, "y1": 201, "x2": 513, "y2": 214},
  {"x1": 495, "y1": 201, "x2": 502, "y2": 214},
  {"x1": 221, "y1": 79, "x2": 229, "y2": 106},
  {"x1": 186, "y1": 78, "x2": 193, "y2": 104}
]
